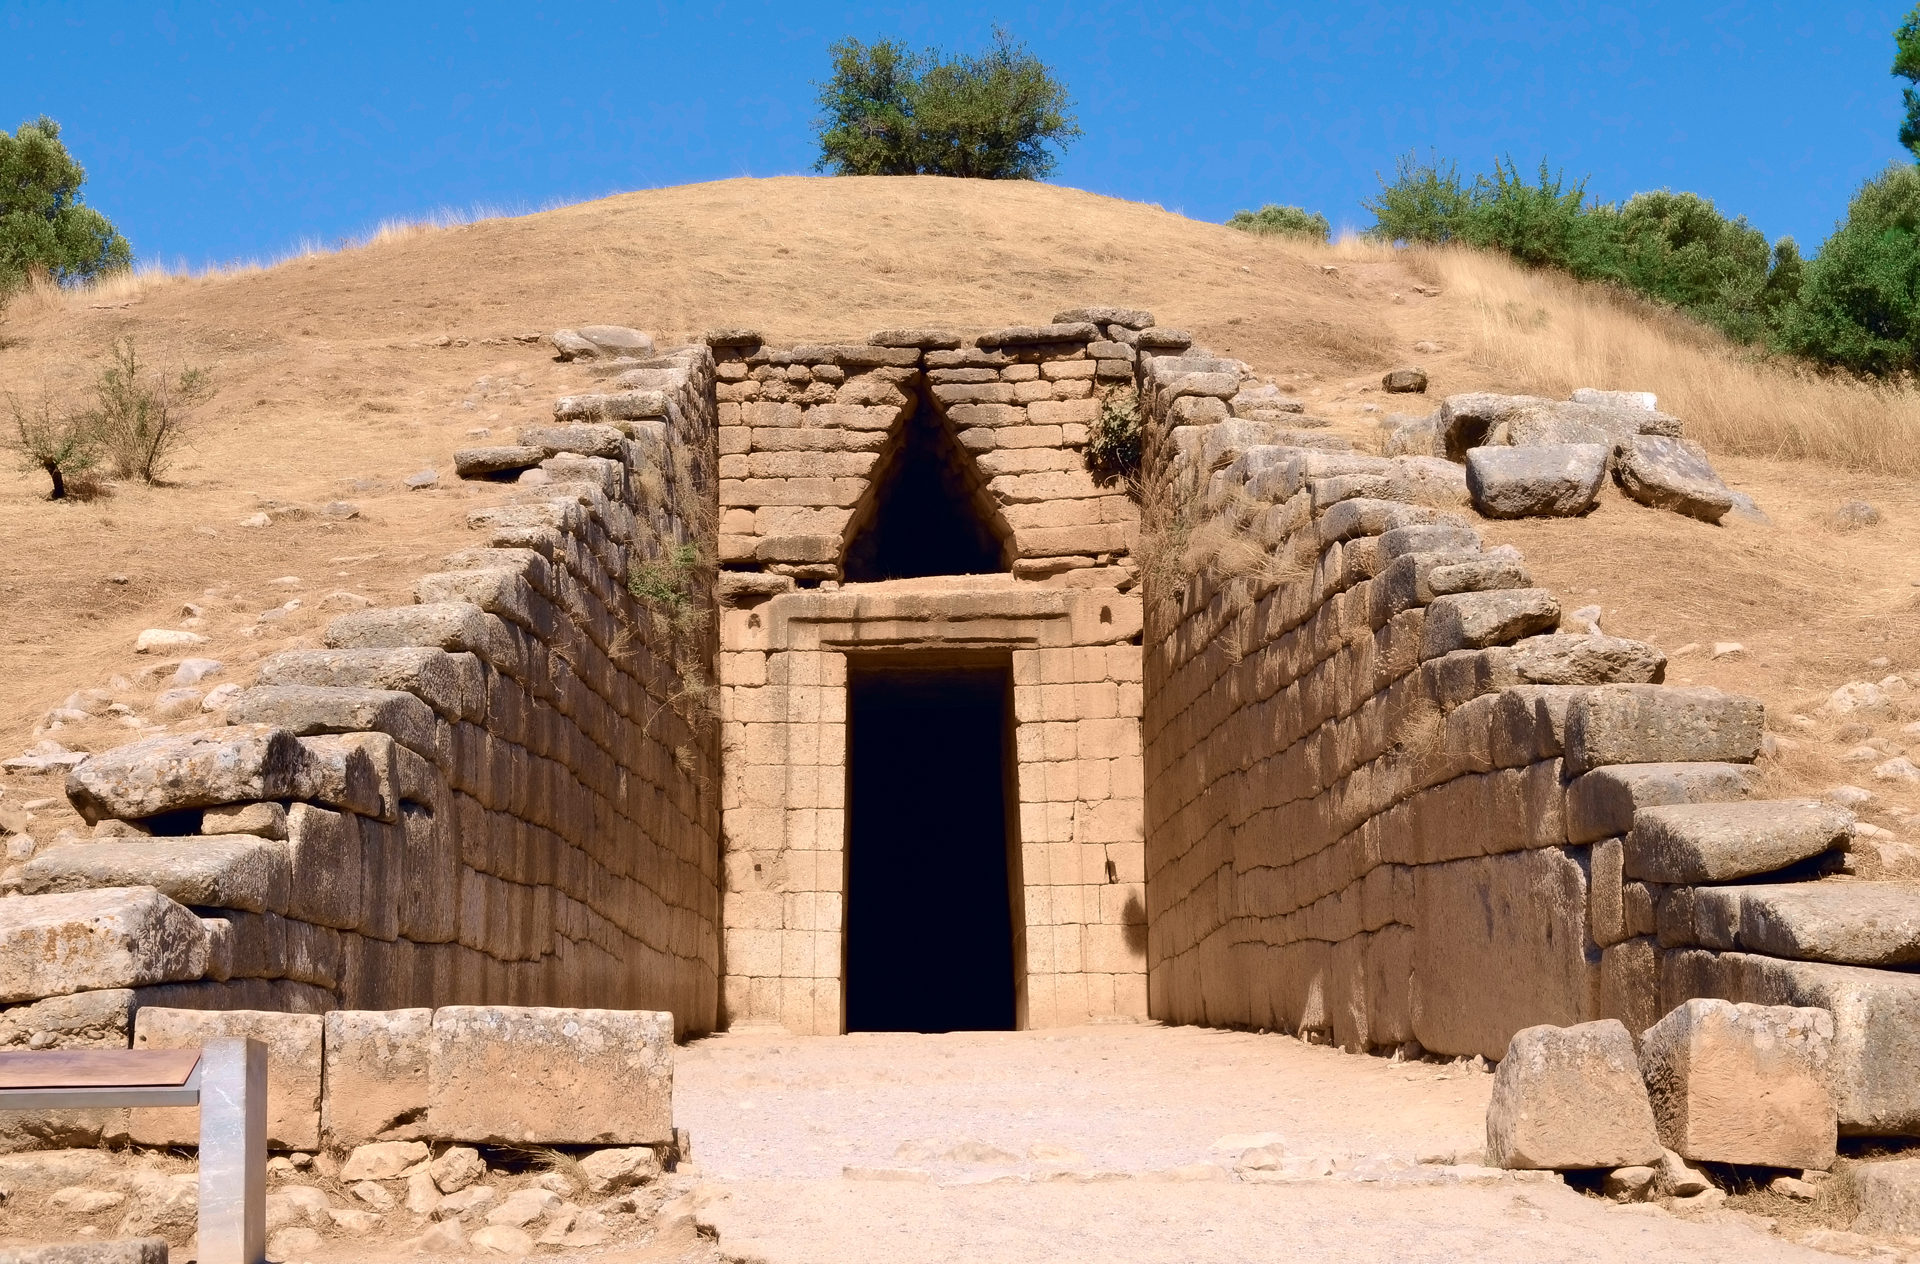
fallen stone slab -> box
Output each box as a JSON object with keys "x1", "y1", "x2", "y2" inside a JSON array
[
  {"x1": 64, "y1": 725, "x2": 314, "y2": 824},
  {"x1": 323, "y1": 1008, "x2": 432, "y2": 1147},
  {"x1": 1486, "y1": 1019, "x2": 1661, "y2": 1170},
  {"x1": 0, "y1": 888, "x2": 209, "y2": 1003},
  {"x1": 1566, "y1": 762, "x2": 1765, "y2": 844},
  {"x1": 1053, "y1": 306, "x2": 1155, "y2": 329},
  {"x1": 1563, "y1": 685, "x2": 1764, "y2": 775},
  {"x1": 427, "y1": 1006, "x2": 673, "y2": 1146},
  {"x1": 129, "y1": 1007, "x2": 324, "y2": 1150},
  {"x1": 1612, "y1": 434, "x2": 1734, "y2": 523},
  {"x1": 1640, "y1": 998, "x2": 1836, "y2": 1170},
  {"x1": 1660, "y1": 949, "x2": 1920, "y2": 1136},
  {"x1": 1624, "y1": 800, "x2": 1852, "y2": 884},
  {"x1": 1464, "y1": 444, "x2": 1608, "y2": 518},
  {"x1": 1852, "y1": 1157, "x2": 1920, "y2": 1232},
  {"x1": 452, "y1": 445, "x2": 544, "y2": 478},
  {"x1": 19, "y1": 836, "x2": 292, "y2": 915},
  {"x1": 1689, "y1": 882, "x2": 1920, "y2": 967}
]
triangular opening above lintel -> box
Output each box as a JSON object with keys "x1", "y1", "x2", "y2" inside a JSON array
[{"x1": 842, "y1": 394, "x2": 1010, "y2": 583}]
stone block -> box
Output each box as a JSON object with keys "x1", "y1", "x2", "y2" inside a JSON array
[
  {"x1": 64, "y1": 726, "x2": 314, "y2": 824},
  {"x1": 0, "y1": 1243, "x2": 168, "y2": 1264},
  {"x1": 1465, "y1": 444, "x2": 1608, "y2": 518},
  {"x1": 1420, "y1": 589, "x2": 1561, "y2": 660},
  {"x1": 1566, "y1": 762, "x2": 1764, "y2": 844},
  {"x1": 1640, "y1": 998, "x2": 1836, "y2": 1169},
  {"x1": 230, "y1": 686, "x2": 439, "y2": 760},
  {"x1": 1486, "y1": 1019, "x2": 1661, "y2": 1169},
  {"x1": 1624, "y1": 800, "x2": 1850, "y2": 883},
  {"x1": 258, "y1": 648, "x2": 482, "y2": 722},
  {"x1": 453, "y1": 446, "x2": 544, "y2": 477},
  {"x1": 20, "y1": 837, "x2": 291, "y2": 915},
  {"x1": 202, "y1": 801, "x2": 289, "y2": 840},
  {"x1": 1689, "y1": 882, "x2": 1920, "y2": 967},
  {"x1": 427, "y1": 1006, "x2": 673, "y2": 1145},
  {"x1": 323, "y1": 1008, "x2": 432, "y2": 1146},
  {"x1": 1612, "y1": 435, "x2": 1734, "y2": 523},
  {"x1": 1852, "y1": 1158, "x2": 1920, "y2": 1233},
  {"x1": 1482, "y1": 635, "x2": 1665, "y2": 691},
  {"x1": 0, "y1": 888, "x2": 209, "y2": 1003},
  {"x1": 129, "y1": 1007, "x2": 324, "y2": 1150},
  {"x1": 0, "y1": 988, "x2": 134, "y2": 1049},
  {"x1": 1563, "y1": 685, "x2": 1763, "y2": 775}
]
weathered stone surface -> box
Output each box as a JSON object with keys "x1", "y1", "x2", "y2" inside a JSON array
[
  {"x1": 0, "y1": 889, "x2": 208, "y2": 1003},
  {"x1": 1419, "y1": 588, "x2": 1561, "y2": 660},
  {"x1": 1612, "y1": 435, "x2": 1734, "y2": 523},
  {"x1": 1572, "y1": 387, "x2": 1657, "y2": 411},
  {"x1": 1486, "y1": 634, "x2": 1665, "y2": 689},
  {"x1": 20, "y1": 836, "x2": 291, "y2": 915},
  {"x1": 1439, "y1": 393, "x2": 1678, "y2": 461},
  {"x1": 1465, "y1": 444, "x2": 1608, "y2": 518},
  {"x1": 453, "y1": 446, "x2": 544, "y2": 478},
  {"x1": 578, "y1": 1146, "x2": 662, "y2": 1193},
  {"x1": 431, "y1": 1145, "x2": 486, "y2": 1193},
  {"x1": 1566, "y1": 762, "x2": 1764, "y2": 844},
  {"x1": 1660, "y1": 949, "x2": 1920, "y2": 1135},
  {"x1": 201, "y1": 801, "x2": 289, "y2": 839},
  {"x1": 0, "y1": 989, "x2": 134, "y2": 1050},
  {"x1": 1624, "y1": 800, "x2": 1851, "y2": 883},
  {"x1": 976, "y1": 323, "x2": 1098, "y2": 347},
  {"x1": 129, "y1": 1007, "x2": 324, "y2": 1149},
  {"x1": 341, "y1": 1139, "x2": 430, "y2": 1182},
  {"x1": 704, "y1": 327, "x2": 761, "y2": 348},
  {"x1": 567, "y1": 325, "x2": 653, "y2": 358},
  {"x1": 258, "y1": 646, "x2": 478, "y2": 721},
  {"x1": 427, "y1": 1007, "x2": 673, "y2": 1145},
  {"x1": 1382, "y1": 366, "x2": 1428, "y2": 393},
  {"x1": 229, "y1": 685, "x2": 437, "y2": 759},
  {"x1": 0, "y1": 1242, "x2": 168, "y2": 1264},
  {"x1": 1689, "y1": 882, "x2": 1920, "y2": 967},
  {"x1": 1486, "y1": 1020, "x2": 1661, "y2": 1170},
  {"x1": 1053, "y1": 307, "x2": 1154, "y2": 329},
  {"x1": 1640, "y1": 998, "x2": 1836, "y2": 1169},
  {"x1": 1563, "y1": 685, "x2": 1763, "y2": 775},
  {"x1": 1853, "y1": 1158, "x2": 1920, "y2": 1233},
  {"x1": 64, "y1": 726, "x2": 313, "y2": 824},
  {"x1": 867, "y1": 328, "x2": 960, "y2": 349},
  {"x1": 518, "y1": 422, "x2": 626, "y2": 457},
  {"x1": 324, "y1": 1008, "x2": 432, "y2": 1146}
]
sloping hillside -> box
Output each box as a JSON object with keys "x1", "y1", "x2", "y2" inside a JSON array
[{"x1": 0, "y1": 175, "x2": 1915, "y2": 843}]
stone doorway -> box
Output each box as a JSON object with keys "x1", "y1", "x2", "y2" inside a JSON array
[{"x1": 843, "y1": 658, "x2": 1022, "y2": 1032}]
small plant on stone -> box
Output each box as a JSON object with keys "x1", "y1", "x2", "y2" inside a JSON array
[
  {"x1": 4, "y1": 387, "x2": 102, "y2": 499},
  {"x1": 1086, "y1": 385, "x2": 1143, "y2": 484},
  {"x1": 628, "y1": 541, "x2": 703, "y2": 632},
  {"x1": 85, "y1": 337, "x2": 213, "y2": 485}
]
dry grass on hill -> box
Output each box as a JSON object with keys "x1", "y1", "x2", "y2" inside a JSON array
[{"x1": 0, "y1": 175, "x2": 1916, "y2": 841}]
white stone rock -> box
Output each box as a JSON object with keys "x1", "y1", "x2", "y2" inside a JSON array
[{"x1": 340, "y1": 1139, "x2": 429, "y2": 1182}]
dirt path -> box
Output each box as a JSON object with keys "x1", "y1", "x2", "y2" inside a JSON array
[{"x1": 674, "y1": 1024, "x2": 1865, "y2": 1264}]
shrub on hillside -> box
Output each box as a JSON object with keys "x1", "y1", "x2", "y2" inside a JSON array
[
  {"x1": 85, "y1": 339, "x2": 213, "y2": 484},
  {"x1": 813, "y1": 28, "x2": 1081, "y2": 179},
  {"x1": 1226, "y1": 204, "x2": 1330, "y2": 243},
  {"x1": 0, "y1": 116, "x2": 130, "y2": 289},
  {"x1": 1775, "y1": 164, "x2": 1920, "y2": 376},
  {"x1": 5, "y1": 389, "x2": 101, "y2": 500}
]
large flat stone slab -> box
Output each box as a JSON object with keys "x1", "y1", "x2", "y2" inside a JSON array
[
  {"x1": 1690, "y1": 882, "x2": 1920, "y2": 967},
  {"x1": 1640, "y1": 998, "x2": 1835, "y2": 1169},
  {"x1": 322, "y1": 1008, "x2": 431, "y2": 1147},
  {"x1": 0, "y1": 889, "x2": 208, "y2": 1004},
  {"x1": 427, "y1": 1006, "x2": 672, "y2": 1146},
  {"x1": 1563, "y1": 685, "x2": 1762, "y2": 775},
  {"x1": 1612, "y1": 434, "x2": 1734, "y2": 523},
  {"x1": 1465, "y1": 443, "x2": 1608, "y2": 518},
  {"x1": 1486, "y1": 1019, "x2": 1661, "y2": 1169},
  {"x1": 1566, "y1": 762, "x2": 1764, "y2": 844},
  {"x1": 19, "y1": 837, "x2": 291, "y2": 915},
  {"x1": 64, "y1": 726, "x2": 314, "y2": 824},
  {"x1": 128, "y1": 1007, "x2": 323, "y2": 1150},
  {"x1": 1625, "y1": 801, "x2": 1851, "y2": 883}
]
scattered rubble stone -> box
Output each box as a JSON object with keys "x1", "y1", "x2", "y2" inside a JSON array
[
  {"x1": 1612, "y1": 435, "x2": 1735, "y2": 523},
  {"x1": 1832, "y1": 500, "x2": 1882, "y2": 531},
  {"x1": 1382, "y1": 366, "x2": 1428, "y2": 393}
]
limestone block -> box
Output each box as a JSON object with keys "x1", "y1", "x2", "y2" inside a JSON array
[
  {"x1": 285, "y1": 804, "x2": 365, "y2": 930},
  {"x1": 453, "y1": 445, "x2": 544, "y2": 477},
  {"x1": 258, "y1": 647, "x2": 483, "y2": 722},
  {"x1": 0, "y1": 1242, "x2": 168, "y2": 1263},
  {"x1": 1054, "y1": 306, "x2": 1154, "y2": 329},
  {"x1": 202, "y1": 801, "x2": 289, "y2": 839},
  {"x1": 0, "y1": 888, "x2": 209, "y2": 1004},
  {"x1": 1419, "y1": 589, "x2": 1561, "y2": 660},
  {"x1": 1640, "y1": 998, "x2": 1836, "y2": 1169},
  {"x1": 129, "y1": 1007, "x2": 324, "y2": 1150},
  {"x1": 294, "y1": 734, "x2": 388, "y2": 819},
  {"x1": 1465, "y1": 444, "x2": 1608, "y2": 518},
  {"x1": 64, "y1": 726, "x2": 314, "y2": 824},
  {"x1": 1486, "y1": 1019, "x2": 1661, "y2": 1169},
  {"x1": 414, "y1": 570, "x2": 543, "y2": 635},
  {"x1": 1624, "y1": 801, "x2": 1851, "y2": 883},
  {"x1": 1484, "y1": 635, "x2": 1665, "y2": 690},
  {"x1": 1566, "y1": 762, "x2": 1764, "y2": 844},
  {"x1": 1689, "y1": 882, "x2": 1920, "y2": 967},
  {"x1": 1410, "y1": 849, "x2": 1596, "y2": 1059},
  {"x1": 1853, "y1": 1158, "x2": 1920, "y2": 1233},
  {"x1": 20, "y1": 837, "x2": 291, "y2": 915},
  {"x1": 1563, "y1": 685, "x2": 1764, "y2": 776},
  {"x1": 518, "y1": 422, "x2": 626, "y2": 456},
  {"x1": 323, "y1": 601, "x2": 494, "y2": 657},
  {"x1": 1612, "y1": 435, "x2": 1734, "y2": 523},
  {"x1": 1598, "y1": 937, "x2": 1662, "y2": 1042},
  {"x1": 0, "y1": 988, "x2": 135, "y2": 1049},
  {"x1": 323, "y1": 1008, "x2": 432, "y2": 1146},
  {"x1": 427, "y1": 1006, "x2": 673, "y2": 1145}
]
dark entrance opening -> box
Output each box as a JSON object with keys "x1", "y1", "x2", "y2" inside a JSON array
[
  {"x1": 842, "y1": 396, "x2": 1008, "y2": 582},
  {"x1": 844, "y1": 660, "x2": 1019, "y2": 1032}
]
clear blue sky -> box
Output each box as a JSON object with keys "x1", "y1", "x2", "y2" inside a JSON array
[{"x1": 4, "y1": 2, "x2": 1909, "y2": 270}]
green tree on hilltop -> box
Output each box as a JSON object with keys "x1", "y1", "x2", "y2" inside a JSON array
[
  {"x1": 1226, "y1": 204, "x2": 1331, "y2": 243},
  {"x1": 1895, "y1": 8, "x2": 1920, "y2": 159},
  {"x1": 0, "y1": 116, "x2": 130, "y2": 290},
  {"x1": 813, "y1": 29, "x2": 1081, "y2": 179}
]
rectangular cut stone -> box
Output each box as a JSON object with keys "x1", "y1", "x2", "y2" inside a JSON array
[
  {"x1": 322, "y1": 1008, "x2": 432, "y2": 1146},
  {"x1": 20, "y1": 837, "x2": 291, "y2": 915},
  {"x1": 1566, "y1": 762, "x2": 1764, "y2": 844},
  {"x1": 1624, "y1": 800, "x2": 1851, "y2": 883},
  {"x1": 128, "y1": 1007, "x2": 324, "y2": 1150},
  {"x1": 0, "y1": 888, "x2": 208, "y2": 1003},
  {"x1": 1419, "y1": 589, "x2": 1560, "y2": 660},
  {"x1": 64, "y1": 726, "x2": 315, "y2": 824},
  {"x1": 1486, "y1": 1019, "x2": 1661, "y2": 1169},
  {"x1": 1640, "y1": 998, "x2": 1836, "y2": 1169},
  {"x1": 1689, "y1": 882, "x2": 1920, "y2": 967},
  {"x1": 1563, "y1": 685, "x2": 1763, "y2": 775},
  {"x1": 256, "y1": 647, "x2": 479, "y2": 722},
  {"x1": 427, "y1": 1006, "x2": 673, "y2": 1145},
  {"x1": 229, "y1": 686, "x2": 439, "y2": 759}
]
